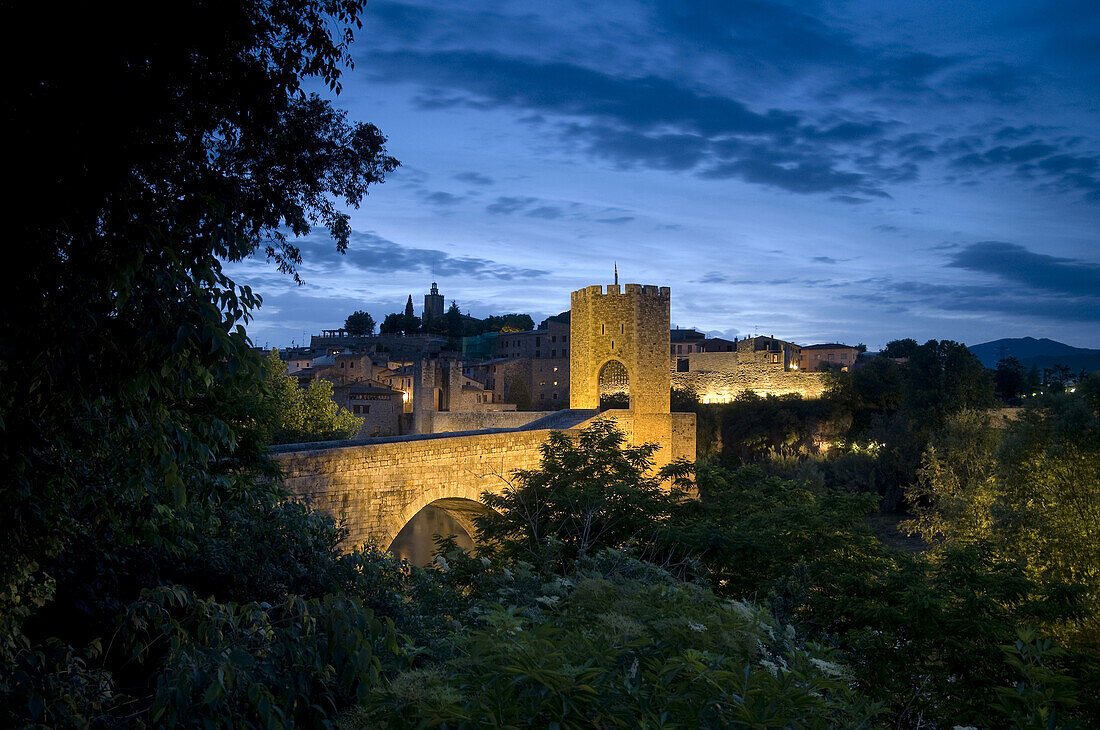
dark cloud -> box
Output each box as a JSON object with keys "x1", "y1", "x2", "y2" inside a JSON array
[
  {"x1": 813, "y1": 256, "x2": 839, "y2": 264},
  {"x1": 829, "y1": 195, "x2": 872, "y2": 205},
  {"x1": 595, "y1": 216, "x2": 634, "y2": 225},
  {"x1": 370, "y1": 50, "x2": 799, "y2": 136},
  {"x1": 566, "y1": 123, "x2": 710, "y2": 171},
  {"x1": 873, "y1": 224, "x2": 901, "y2": 233},
  {"x1": 358, "y1": 1, "x2": 1099, "y2": 208},
  {"x1": 947, "y1": 63, "x2": 1034, "y2": 102},
  {"x1": 299, "y1": 231, "x2": 549, "y2": 280},
  {"x1": 453, "y1": 171, "x2": 494, "y2": 185},
  {"x1": 366, "y1": 49, "x2": 913, "y2": 197},
  {"x1": 422, "y1": 190, "x2": 462, "y2": 206},
  {"x1": 524, "y1": 206, "x2": 564, "y2": 219},
  {"x1": 486, "y1": 196, "x2": 537, "y2": 215},
  {"x1": 802, "y1": 121, "x2": 893, "y2": 143},
  {"x1": 944, "y1": 138, "x2": 1100, "y2": 201},
  {"x1": 701, "y1": 157, "x2": 888, "y2": 197},
  {"x1": 948, "y1": 241, "x2": 1100, "y2": 297},
  {"x1": 951, "y1": 142, "x2": 1060, "y2": 168}
]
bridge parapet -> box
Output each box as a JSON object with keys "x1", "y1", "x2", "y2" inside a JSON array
[{"x1": 272, "y1": 409, "x2": 694, "y2": 549}]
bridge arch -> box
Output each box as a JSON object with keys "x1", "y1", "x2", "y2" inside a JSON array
[{"x1": 386, "y1": 486, "x2": 499, "y2": 549}]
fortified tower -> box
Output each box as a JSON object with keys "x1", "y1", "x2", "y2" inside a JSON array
[{"x1": 571, "y1": 283, "x2": 687, "y2": 466}]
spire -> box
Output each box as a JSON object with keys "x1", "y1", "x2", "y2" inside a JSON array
[{"x1": 614, "y1": 262, "x2": 618, "y2": 286}]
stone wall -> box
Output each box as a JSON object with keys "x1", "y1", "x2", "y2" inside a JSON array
[
  {"x1": 570, "y1": 283, "x2": 671, "y2": 413},
  {"x1": 271, "y1": 409, "x2": 695, "y2": 548},
  {"x1": 273, "y1": 429, "x2": 552, "y2": 548},
  {"x1": 429, "y1": 410, "x2": 556, "y2": 433},
  {"x1": 674, "y1": 351, "x2": 826, "y2": 401}
]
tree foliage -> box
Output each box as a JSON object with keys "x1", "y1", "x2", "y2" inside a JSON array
[
  {"x1": 479, "y1": 313, "x2": 535, "y2": 333},
  {"x1": 1, "y1": 0, "x2": 397, "y2": 725},
  {"x1": 344, "y1": 310, "x2": 376, "y2": 336},
  {"x1": 379, "y1": 312, "x2": 421, "y2": 335},
  {"x1": 476, "y1": 420, "x2": 689, "y2": 570},
  {"x1": 264, "y1": 350, "x2": 362, "y2": 443}
]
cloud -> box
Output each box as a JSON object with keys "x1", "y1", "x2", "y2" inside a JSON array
[
  {"x1": 356, "y1": 0, "x2": 1100, "y2": 208},
  {"x1": 370, "y1": 50, "x2": 799, "y2": 136},
  {"x1": 945, "y1": 138, "x2": 1100, "y2": 201},
  {"x1": 948, "y1": 241, "x2": 1100, "y2": 297},
  {"x1": 829, "y1": 195, "x2": 872, "y2": 205},
  {"x1": 813, "y1": 256, "x2": 839, "y2": 264},
  {"x1": 299, "y1": 231, "x2": 549, "y2": 280},
  {"x1": 701, "y1": 157, "x2": 887, "y2": 197},
  {"x1": 486, "y1": 196, "x2": 538, "y2": 215},
  {"x1": 525, "y1": 205, "x2": 564, "y2": 219},
  {"x1": 422, "y1": 190, "x2": 462, "y2": 206},
  {"x1": 454, "y1": 171, "x2": 494, "y2": 185}
]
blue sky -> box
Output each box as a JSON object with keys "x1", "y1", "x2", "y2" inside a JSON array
[{"x1": 226, "y1": 0, "x2": 1100, "y2": 351}]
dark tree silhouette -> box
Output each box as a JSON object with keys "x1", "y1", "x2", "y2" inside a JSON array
[
  {"x1": 344, "y1": 310, "x2": 376, "y2": 335},
  {"x1": 2, "y1": 1, "x2": 397, "y2": 721}
]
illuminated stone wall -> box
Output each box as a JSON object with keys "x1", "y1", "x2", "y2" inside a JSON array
[
  {"x1": 570, "y1": 283, "x2": 671, "y2": 414},
  {"x1": 272, "y1": 429, "x2": 551, "y2": 548},
  {"x1": 673, "y1": 350, "x2": 827, "y2": 401},
  {"x1": 271, "y1": 409, "x2": 695, "y2": 548},
  {"x1": 429, "y1": 410, "x2": 555, "y2": 433},
  {"x1": 272, "y1": 282, "x2": 696, "y2": 549},
  {"x1": 569, "y1": 283, "x2": 692, "y2": 470}
]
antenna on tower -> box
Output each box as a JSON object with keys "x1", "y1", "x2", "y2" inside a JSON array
[{"x1": 614, "y1": 262, "x2": 618, "y2": 286}]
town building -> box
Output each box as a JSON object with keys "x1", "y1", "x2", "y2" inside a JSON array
[
  {"x1": 331, "y1": 382, "x2": 404, "y2": 437},
  {"x1": 799, "y1": 343, "x2": 860, "y2": 372}
]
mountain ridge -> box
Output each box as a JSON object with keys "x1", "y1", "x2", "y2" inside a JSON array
[{"x1": 968, "y1": 337, "x2": 1100, "y2": 371}]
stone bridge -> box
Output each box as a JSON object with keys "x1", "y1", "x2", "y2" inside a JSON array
[
  {"x1": 270, "y1": 282, "x2": 696, "y2": 549},
  {"x1": 271, "y1": 409, "x2": 696, "y2": 548}
]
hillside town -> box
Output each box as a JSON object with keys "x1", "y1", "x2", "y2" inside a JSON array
[{"x1": 275, "y1": 281, "x2": 862, "y2": 438}]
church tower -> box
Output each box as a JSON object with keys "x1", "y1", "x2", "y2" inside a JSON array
[{"x1": 422, "y1": 282, "x2": 444, "y2": 323}]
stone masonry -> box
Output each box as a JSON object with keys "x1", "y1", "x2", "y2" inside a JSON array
[{"x1": 272, "y1": 281, "x2": 695, "y2": 549}]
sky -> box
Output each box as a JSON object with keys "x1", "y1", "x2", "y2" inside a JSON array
[{"x1": 226, "y1": 0, "x2": 1100, "y2": 351}]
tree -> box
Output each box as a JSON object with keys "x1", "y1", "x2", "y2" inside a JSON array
[
  {"x1": 445, "y1": 300, "x2": 464, "y2": 337},
  {"x1": 264, "y1": 350, "x2": 361, "y2": 443},
  {"x1": 476, "y1": 420, "x2": 685, "y2": 568},
  {"x1": 344, "y1": 310, "x2": 375, "y2": 336},
  {"x1": 882, "y1": 338, "x2": 919, "y2": 359},
  {"x1": 404, "y1": 295, "x2": 415, "y2": 318},
  {"x1": 380, "y1": 311, "x2": 421, "y2": 335},
  {"x1": 995, "y1": 356, "x2": 1027, "y2": 400},
  {"x1": 907, "y1": 408, "x2": 1001, "y2": 547},
  {"x1": 479, "y1": 313, "x2": 535, "y2": 333},
  {"x1": 2, "y1": 0, "x2": 396, "y2": 723}
]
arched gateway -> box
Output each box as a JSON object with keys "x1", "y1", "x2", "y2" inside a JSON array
[{"x1": 271, "y1": 283, "x2": 695, "y2": 550}]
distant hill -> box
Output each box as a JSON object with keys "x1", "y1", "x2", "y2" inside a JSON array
[{"x1": 969, "y1": 337, "x2": 1100, "y2": 372}]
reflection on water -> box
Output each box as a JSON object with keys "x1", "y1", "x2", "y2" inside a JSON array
[{"x1": 388, "y1": 504, "x2": 475, "y2": 566}]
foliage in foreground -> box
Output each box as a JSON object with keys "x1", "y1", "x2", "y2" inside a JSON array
[
  {"x1": 351, "y1": 550, "x2": 878, "y2": 730},
  {"x1": 460, "y1": 419, "x2": 1093, "y2": 729}
]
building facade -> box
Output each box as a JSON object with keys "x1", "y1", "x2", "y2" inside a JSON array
[{"x1": 799, "y1": 344, "x2": 859, "y2": 371}]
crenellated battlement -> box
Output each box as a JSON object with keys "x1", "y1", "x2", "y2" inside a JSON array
[{"x1": 570, "y1": 283, "x2": 671, "y2": 301}]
